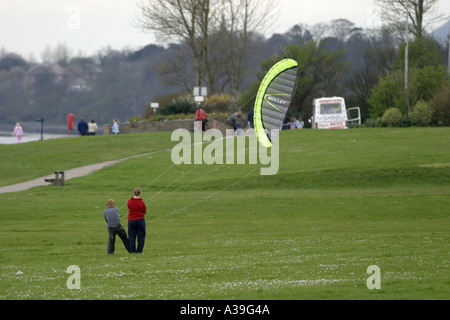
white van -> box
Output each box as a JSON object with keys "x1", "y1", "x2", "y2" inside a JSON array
[{"x1": 311, "y1": 97, "x2": 348, "y2": 129}]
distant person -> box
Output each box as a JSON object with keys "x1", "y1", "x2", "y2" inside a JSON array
[
  {"x1": 195, "y1": 107, "x2": 208, "y2": 132},
  {"x1": 77, "y1": 117, "x2": 88, "y2": 136},
  {"x1": 248, "y1": 107, "x2": 254, "y2": 129},
  {"x1": 13, "y1": 122, "x2": 23, "y2": 143},
  {"x1": 230, "y1": 112, "x2": 236, "y2": 130},
  {"x1": 103, "y1": 199, "x2": 129, "y2": 254},
  {"x1": 112, "y1": 119, "x2": 120, "y2": 135},
  {"x1": 290, "y1": 117, "x2": 297, "y2": 130},
  {"x1": 88, "y1": 119, "x2": 98, "y2": 136},
  {"x1": 235, "y1": 111, "x2": 245, "y2": 135},
  {"x1": 282, "y1": 116, "x2": 290, "y2": 130},
  {"x1": 128, "y1": 187, "x2": 147, "y2": 253},
  {"x1": 297, "y1": 118, "x2": 304, "y2": 129}
]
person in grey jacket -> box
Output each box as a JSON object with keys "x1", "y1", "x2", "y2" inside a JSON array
[{"x1": 103, "y1": 199, "x2": 129, "y2": 254}]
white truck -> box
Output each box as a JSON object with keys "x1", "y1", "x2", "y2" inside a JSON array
[{"x1": 311, "y1": 97, "x2": 349, "y2": 129}]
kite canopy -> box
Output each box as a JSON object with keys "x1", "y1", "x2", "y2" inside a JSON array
[{"x1": 253, "y1": 59, "x2": 298, "y2": 148}]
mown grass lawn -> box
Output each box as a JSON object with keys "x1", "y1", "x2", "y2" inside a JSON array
[{"x1": 0, "y1": 128, "x2": 449, "y2": 300}]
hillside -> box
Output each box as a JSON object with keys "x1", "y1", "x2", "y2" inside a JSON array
[
  {"x1": 1, "y1": 19, "x2": 448, "y2": 128},
  {"x1": 0, "y1": 20, "x2": 393, "y2": 125}
]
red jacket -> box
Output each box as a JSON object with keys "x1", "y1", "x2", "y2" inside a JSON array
[
  {"x1": 128, "y1": 197, "x2": 147, "y2": 221},
  {"x1": 196, "y1": 108, "x2": 206, "y2": 121}
]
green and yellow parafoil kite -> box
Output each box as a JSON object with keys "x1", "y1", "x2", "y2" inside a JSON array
[{"x1": 253, "y1": 59, "x2": 298, "y2": 148}]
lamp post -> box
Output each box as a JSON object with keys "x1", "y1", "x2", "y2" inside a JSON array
[
  {"x1": 405, "y1": 0, "x2": 409, "y2": 114},
  {"x1": 193, "y1": 86, "x2": 208, "y2": 108},
  {"x1": 447, "y1": 31, "x2": 450, "y2": 75},
  {"x1": 36, "y1": 118, "x2": 44, "y2": 140}
]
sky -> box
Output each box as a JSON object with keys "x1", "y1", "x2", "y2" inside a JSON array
[{"x1": 0, "y1": 0, "x2": 449, "y2": 61}]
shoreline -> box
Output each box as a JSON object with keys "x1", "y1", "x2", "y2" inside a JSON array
[{"x1": 0, "y1": 132, "x2": 69, "y2": 145}]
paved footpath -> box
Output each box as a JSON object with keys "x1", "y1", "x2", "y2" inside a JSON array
[
  {"x1": 0, "y1": 132, "x2": 239, "y2": 194},
  {"x1": 0, "y1": 153, "x2": 159, "y2": 194}
]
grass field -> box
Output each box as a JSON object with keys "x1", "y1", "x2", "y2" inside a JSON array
[{"x1": 0, "y1": 128, "x2": 449, "y2": 300}]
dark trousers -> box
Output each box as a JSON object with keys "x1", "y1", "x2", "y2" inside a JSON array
[
  {"x1": 128, "y1": 219, "x2": 146, "y2": 253},
  {"x1": 107, "y1": 225, "x2": 129, "y2": 254}
]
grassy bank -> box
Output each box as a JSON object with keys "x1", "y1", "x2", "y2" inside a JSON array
[
  {"x1": 0, "y1": 132, "x2": 177, "y2": 187},
  {"x1": 0, "y1": 128, "x2": 449, "y2": 299}
]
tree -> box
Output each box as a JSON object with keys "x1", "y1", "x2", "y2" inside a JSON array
[
  {"x1": 368, "y1": 65, "x2": 448, "y2": 117},
  {"x1": 381, "y1": 107, "x2": 402, "y2": 126},
  {"x1": 368, "y1": 70, "x2": 406, "y2": 117},
  {"x1": 285, "y1": 24, "x2": 313, "y2": 45},
  {"x1": 347, "y1": 41, "x2": 396, "y2": 121},
  {"x1": 0, "y1": 66, "x2": 29, "y2": 121},
  {"x1": 374, "y1": 0, "x2": 448, "y2": 40},
  {"x1": 430, "y1": 82, "x2": 450, "y2": 125},
  {"x1": 253, "y1": 40, "x2": 348, "y2": 120},
  {"x1": 394, "y1": 36, "x2": 444, "y2": 69},
  {"x1": 154, "y1": 43, "x2": 194, "y2": 91},
  {"x1": 409, "y1": 100, "x2": 433, "y2": 126},
  {"x1": 367, "y1": 33, "x2": 448, "y2": 118},
  {"x1": 0, "y1": 53, "x2": 29, "y2": 72},
  {"x1": 220, "y1": 0, "x2": 279, "y2": 93},
  {"x1": 134, "y1": 0, "x2": 278, "y2": 94},
  {"x1": 135, "y1": 0, "x2": 217, "y2": 88},
  {"x1": 330, "y1": 19, "x2": 355, "y2": 43},
  {"x1": 40, "y1": 43, "x2": 74, "y2": 67}
]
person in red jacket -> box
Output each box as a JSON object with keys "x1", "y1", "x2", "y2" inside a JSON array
[
  {"x1": 127, "y1": 187, "x2": 147, "y2": 253},
  {"x1": 195, "y1": 106, "x2": 208, "y2": 132}
]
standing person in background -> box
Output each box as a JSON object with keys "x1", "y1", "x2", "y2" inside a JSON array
[
  {"x1": 128, "y1": 187, "x2": 147, "y2": 253},
  {"x1": 235, "y1": 111, "x2": 245, "y2": 135},
  {"x1": 77, "y1": 117, "x2": 88, "y2": 136},
  {"x1": 248, "y1": 107, "x2": 254, "y2": 129},
  {"x1": 13, "y1": 122, "x2": 23, "y2": 143},
  {"x1": 195, "y1": 107, "x2": 208, "y2": 132},
  {"x1": 112, "y1": 119, "x2": 120, "y2": 135},
  {"x1": 88, "y1": 119, "x2": 98, "y2": 136},
  {"x1": 230, "y1": 112, "x2": 237, "y2": 130},
  {"x1": 290, "y1": 117, "x2": 297, "y2": 130}
]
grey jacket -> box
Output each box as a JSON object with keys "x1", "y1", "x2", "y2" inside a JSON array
[{"x1": 103, "y1": 206, "x2": 122, "y2": 228}]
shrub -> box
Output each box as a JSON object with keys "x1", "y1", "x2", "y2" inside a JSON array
[
  {"x1": 409, "y1": 100, "x2": 433, "y2": 126},
  {"x1": 397, "y1": 116, "x2": 411, "y2": 127},
  {"x1": 158, "y1": 100, "x2": 197, "y2": 116},
  {"x1": 368, "y1": 66, "x2": 448, "y2": 119},
  {"x1": 206, "y1": 94, "x2": 235, "y2": 113},
  {"x1": 364, "y1": 118, "x2": 381, "y2": 127},
  {"x1": 430, "y1": 83, "x2": 450, "y2": 126},
  {"x1": 381, "y1": 108, "x2": 402, "y2": 127}
]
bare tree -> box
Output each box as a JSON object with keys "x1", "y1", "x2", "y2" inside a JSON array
[
  {"x1": 221, "y1": 0, "x2": 279, "y2": 93},
  {"x1": 330, "y1": 19, "x2": 355, "y2": 43},
  {"x1": 40, "y1": 43, "x2": 74, "y2": 66},
  {"x1": 374, "y1": 0, "x2": 448, "y2": 40},
  {"x1": 134, "y1": 0, "x2": 220, "y2": 90},
  {"x1": 155, "y1": 44, "x2": 193, "y2": 90},
  {"x1": 134, "y1": 0, "x2": 278, "y2": 94},
  {"x1": 309, "y1": 22, "x2": 329, "y2": 41}
]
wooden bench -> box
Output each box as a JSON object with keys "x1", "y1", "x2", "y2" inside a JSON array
[{"x1": 44, "y1": 170, "x2": 65, "y2": 186}]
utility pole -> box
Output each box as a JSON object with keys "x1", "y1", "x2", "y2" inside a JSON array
[
  {"x1": 36, "y1": 118, "x2": 44, "y2": 140},
  {"x1": 448, "y1": 30, "x2": 450, "y2": 75},
  {"x1": 405, "y1": 0, "x2": 410, "y2": 114}
]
